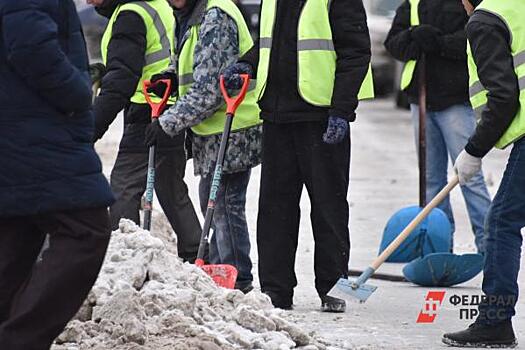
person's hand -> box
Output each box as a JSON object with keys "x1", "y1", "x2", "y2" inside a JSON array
[
  {"x1": 89, "y1": 63, "x2": 106, "y2": 83},
  {"x1": 323, "y1": 116, "x2": 349, "y2": 144},
  {"x1": 222, "y1": 62, "x2": 253, "y2": 90},
  {"x1": 411, "y1": 25, "x2": 442, "y2": 53},
  {"x1": 147, "y1": 72, "x2": 178, "y2": 98},
  {"x1": 454, "y1": 150, "x2": 482, "y2": 185},
  {"x1": 144, "y1": 119, "x2": 168, "y2": 147}
]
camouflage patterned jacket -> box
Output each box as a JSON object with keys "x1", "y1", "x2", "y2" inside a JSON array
[{"x1": 158, "y1": 1, "x2": 262, "y2": 177}]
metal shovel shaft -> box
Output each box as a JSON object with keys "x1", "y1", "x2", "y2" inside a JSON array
[
  {"x1": 196, "y1": 114, "x2": 234, "y2": 261},
  {"x1": 143, "y1": 145, "x2": 156, "y2": 231}
]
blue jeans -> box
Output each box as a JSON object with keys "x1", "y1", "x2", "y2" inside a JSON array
[
  {"x1": 199, "y1": 169, "x2": 253, "y2": 288},
  {"x1": 478, "y1": 138, "x2": 525, "y2": 324},
  {"x1": 411, "y1": 104, "x2": 492, "y2": 253}
]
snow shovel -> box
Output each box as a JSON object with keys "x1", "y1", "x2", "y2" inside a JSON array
[
  {"x1": 327, "y1": 175, "x2": 460, "y2": 303},
  {"x1": 378, "y1": 55, "x2": 452, "y2": 262},
  {"x1": 141, "y1": 79, "x2": 173, "y2": 231},
  {"x1": 194, "y1": 74, "x2": 251, "y2": 289}
]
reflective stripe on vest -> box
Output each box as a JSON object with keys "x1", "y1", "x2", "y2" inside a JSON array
[
  {"x1": 257, "y1": 0, "x2": 374, "y2": 107},
  {"x1": 467, "y1": 0, "x2": 525, "y2": 149},
  {"x1": 101, "y1": 0, "x2": 175, "y2": 104},
  {"x1": 400, "y1": 0, "x2": 420, "y2": 90},
  {"x1": 177, "y1": 0, "x2": 261, "y2": 136}
]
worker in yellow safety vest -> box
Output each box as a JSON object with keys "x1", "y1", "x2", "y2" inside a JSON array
[
  {"x1": 222, "y1": 0, "x2": 374, "y2": 312},
  {"x1": 144, "y1": 0, "x2": 262, "y2": 293},
  {"x1": 89, "y1": 0, "x2": 202, "y2": 262},
  {"x1": 384, "y1": 0, "x2": 492, "y2": 254},
  {"x1": 443, "y1": 0, "x2": 525, "y2": 347}
]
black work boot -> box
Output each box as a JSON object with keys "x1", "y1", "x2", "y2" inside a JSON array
[
  {"x1": 442, "y1": 321, "x2": 517, "y2": 348},
  {"x1": 264, "y1": 291, "x2": 293, "y2": 310},
  {"x1": 235, "y1": 282, "x2": 254, "y2": 294},
  {"x1": 320, "y1": 295, "x2": 346, "y2": 313}
]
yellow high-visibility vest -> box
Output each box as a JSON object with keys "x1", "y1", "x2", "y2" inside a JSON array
[
  {"x1": 101, "y1": 0, "x2": 176, "y2": 104},
  {"x1": 256, "y1": 0, "x2": 375, "y2": 106},
  {"x1": 467, "y1": 0, "x2": 525, "y2": 149},
  {"x1": 177, "y1": 0, "x2": 261, "y2": 136}
]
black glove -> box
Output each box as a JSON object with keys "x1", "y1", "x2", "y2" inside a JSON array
[
  {"x1": 147, "y1": 72, "x2": 178, "y2": 98},
  {"x1": 411, "y1": 25, "x2": 442, "y2": 53},
  {"x1": 222, "y1": 62, "x2": 253, "y2": 90},
  {"x1": 89, "y1": 63, "x2": 106, "y2": 83},
  {"x1": 144, "y1": 119, "x2": 168, "y2": 147}
]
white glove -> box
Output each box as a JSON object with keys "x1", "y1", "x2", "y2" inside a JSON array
[{"x1": 454, "y1": 150, "x2": 482, "y2": 185}]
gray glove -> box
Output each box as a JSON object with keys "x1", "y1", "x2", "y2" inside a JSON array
[{"x1": 454, "y1": 150, "x2": 482, "y2": 185}]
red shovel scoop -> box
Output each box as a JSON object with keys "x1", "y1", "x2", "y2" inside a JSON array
[{"x1": 194, "y1": 74, "x2": 251, "y2": 289}]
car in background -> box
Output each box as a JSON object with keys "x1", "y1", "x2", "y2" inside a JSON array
[
  {"x1": 365, "y1": 0, "x2": 403, "y2": 95},
  {"x1": 238, "y1": 0, "x2": 260, "y2": 39}
]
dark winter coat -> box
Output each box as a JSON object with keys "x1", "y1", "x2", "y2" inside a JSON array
[
  {"x1": 241, "y1": 0, "x2": 371, "y2": 123},
  {"x1": 384, "y1": 0, "x2": 470, "y2": 111},
  {"x1": 0, "y1": 0, "x2": 114, "y2": 218},
  {"x1": 93, "y1": 0, "x2": 184, "y2": 153},
  {"x1": 465, "y1": 9, "x2": 520, "y2": 157}
]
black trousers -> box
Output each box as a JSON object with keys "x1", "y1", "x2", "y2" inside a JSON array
[
  {"x1": 257, "y1": 121, "x2": 350, "y2": 303},
  {"x1": 110, "y1": 149, "x2": 201, "y2": 261},
  {"x1": 0, "y1": 207, "x2": 111, "y2": 350}
]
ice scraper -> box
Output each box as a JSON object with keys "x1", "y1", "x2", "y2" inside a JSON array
[
  {"x1": 141, "y1": 79, "x2": 173, "y2": 231},
  {"x1": 194, "y1": 74, "x2": 252, "y2": 289},
  {"x1": 327, "y1": 175, "x2": 460, "y2": 303}
]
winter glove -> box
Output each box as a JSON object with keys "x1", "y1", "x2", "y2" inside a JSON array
[
  {"x1": 222, "y1": 62, "x2": 253, "y2": 90},
  {"x1": 411, "y1": 25, "x2": 442, "y2": 53},
  {"x1": 148, "y1": 72, "x2": 178, "y2": 98},
  {"x1": 144, "y1": 119, "x2": 168, "y2": 147},
  {"x1": 89, "y1": 63, "x2": 106, "y2": 84},
  {"x1": 323, "y1": 116, "x2": 349, "y2": 144},
  {"x1": 454, "y1": 150, "x2": 482, "y2": 185}
]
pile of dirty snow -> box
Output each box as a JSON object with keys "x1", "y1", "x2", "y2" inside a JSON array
[{"x1": 52, "y1": 220, "x2": 330, "y2": 350}]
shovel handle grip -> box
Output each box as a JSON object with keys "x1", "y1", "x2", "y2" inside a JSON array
[
  {"x1": 142, "y1": 79, "x2": 172, "y2": 119},
  {"x1": 371, "y1": 175, "x2": 460, "y2": 271},
  {"x1": 220, "y1": 74, "x2": 250, "y2": 115}
]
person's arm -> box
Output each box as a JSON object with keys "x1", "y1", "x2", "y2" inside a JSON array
[
  {"x1": 437, "y1": 28, "x2": 467, "y2": 61},
  {"x1": 329, "y1": 0, "x2": 371, "y2": 121},
  {"x1": 465, "y1": 11, "x2": 520, "y2": 157},
  {"x1": 239, "y1": 38, "x2": 259, "y2": 74},
  {"x1": 159, "y1": 8, "x2": 239, "y2": 136},
  {"x1": 93, "y1": 11, "x2": 146, "y2": 141},
  {"x1": 384, "y1": 0, "x2": 420, "y2": 62},
  {"x1": 2, "y1": 0, "x2": 91, "y2": 114}
]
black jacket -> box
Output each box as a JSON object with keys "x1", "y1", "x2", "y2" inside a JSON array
[
  {"x1": 384, "y1": 0, "x2": 470, "y2": 111},
  {"x1": 464, "y1": 10, "x2": 520, "y2": 158},
  {"x1": 241, "y1": 0, "x2": 371, "y2": 123},
  {"x1": 93, "y1": 0, "x2": 183, "y2": 152}
]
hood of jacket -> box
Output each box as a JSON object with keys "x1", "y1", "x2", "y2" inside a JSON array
[
  {"x1": 173, "y1": 0, "x2": 200, "y2": 21},
  {"x1": 95, "y1": 0, "x2": 153, "y2": 18},
  {"x1": 470, "y1": 0, "x2": 482, "y2": 8}
]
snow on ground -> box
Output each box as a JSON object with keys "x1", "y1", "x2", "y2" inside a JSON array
[
  {"x1": 52, "y1": 220, "x2": 330, "y2": 350},
  {"x1": 91, "y1": 99, "x2": 524, "y2": 349}
]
